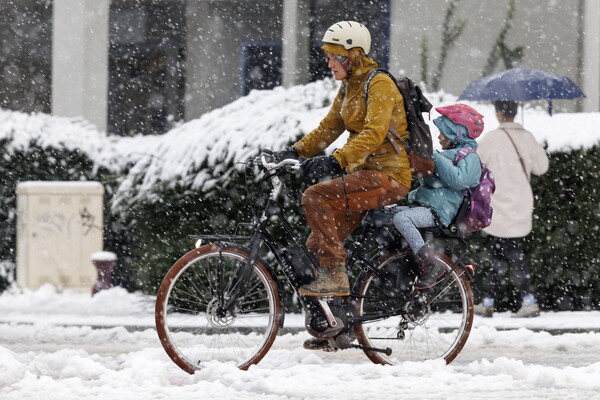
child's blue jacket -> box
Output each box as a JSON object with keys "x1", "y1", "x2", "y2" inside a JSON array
[{"x1": 408, "y1": 137, "x2": 482, "y2": 226}]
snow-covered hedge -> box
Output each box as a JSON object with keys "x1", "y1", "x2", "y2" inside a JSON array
[
  {"x1": 111, "y1": 78, "x2": 339, "y2": 208},
  {"x1": 1, "y1": 78, "x2": 600, "y2": 310}
]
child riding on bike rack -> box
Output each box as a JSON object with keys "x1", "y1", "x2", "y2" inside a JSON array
[{"x1": 393, "y1": 104, "x2": 486, "y2": 288}]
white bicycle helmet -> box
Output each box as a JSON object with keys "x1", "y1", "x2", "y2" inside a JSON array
[{"x1": 322, "y1": 21, "x2": 371, "y2": 55}]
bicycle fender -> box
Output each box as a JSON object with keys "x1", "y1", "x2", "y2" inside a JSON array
[{"x1": 441, "y1": 249, "x2": 475, "y2": 280}]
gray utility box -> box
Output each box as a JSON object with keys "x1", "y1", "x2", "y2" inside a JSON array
[{"x1": 16, "y1": 181, "x2": 104, "y2": 291}]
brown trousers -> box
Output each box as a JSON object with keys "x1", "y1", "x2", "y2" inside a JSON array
[{"x1": 302, "y1": 169, "x2": 409, "y2": 269}]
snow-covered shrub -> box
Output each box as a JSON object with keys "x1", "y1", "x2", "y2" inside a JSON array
[
  {"x1": 0, "y1": 260, "x2": 15, "y2": 292},
  {"x1": 2, "y1": 79, "x2": 600, "y2": 311},
  {"x1": 0, "y1": 138, "x2": 104, "y2": 259},
  {"x1": 111, "y1": 78, "x2": 338, "y2": 209}
]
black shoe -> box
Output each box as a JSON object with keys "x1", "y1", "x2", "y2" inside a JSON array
[{"x1": 303, "y1": 338, "x2": 330, "y2": 351}]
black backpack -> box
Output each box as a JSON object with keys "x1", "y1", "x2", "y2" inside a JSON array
[{"x1": 341, "y1": 69, "x2": 434, "y2": 178}]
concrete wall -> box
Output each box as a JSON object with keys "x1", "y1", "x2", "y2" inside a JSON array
[
  {"x1": 10, "y1": 0, "x2": 598, "y2": 131},
  {"x1": 582, "y1": 0, "x2": 600, "y2": 112},
  {"x1": 51, "y1": 0, "x2": 110, "y2": 132},
  {"x1": 390, "y1": 0, "x2": 582, "y2": 111},
  {"x1": 185, "y1": 0, "x2": 283, "y2": 120},
  {"x1": 282, "y1": 0, "x2": 311, "y2": 88}
]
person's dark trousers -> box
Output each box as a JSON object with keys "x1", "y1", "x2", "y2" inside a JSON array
[{"x1": 482, "y1": 237, "x2": 534, "y2": 300}]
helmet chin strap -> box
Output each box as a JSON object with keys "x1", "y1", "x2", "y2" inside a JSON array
[
  {"x1": 454, "y1": 125, "x2": 463, "y2": 144},
  {"x1": 344, "y1": 64, "x2": 353, "y2": 76},
  {"x1": 341, "y1": 58, "x2": 350, "y2": 71}
]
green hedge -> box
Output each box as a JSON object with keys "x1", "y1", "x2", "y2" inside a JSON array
[
  {"x1": 116, "y1": 145, "x2": 600, "y2": 312},
  {"x1": 1, "y1": 138, "x2": 599, "y2": 312},
  {"x1": 113, "y1": 160, "x2": 310, "y2": 308}
]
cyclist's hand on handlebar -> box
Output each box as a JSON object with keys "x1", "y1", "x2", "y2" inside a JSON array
[
  {"x1": 264, "y1": 146, "x2": 300, "y2": 163},
  {"x1": 300, "y1": 155, "x2": 342, "y2": 181}
]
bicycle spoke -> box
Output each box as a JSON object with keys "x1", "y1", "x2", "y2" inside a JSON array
[{"x1": 354, "y1": 250, "x2": 473, "y2": 365}]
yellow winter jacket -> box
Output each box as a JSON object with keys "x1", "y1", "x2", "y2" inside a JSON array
[{"x1": 294, "y1": 57, "x2": 411, "y2": 188}]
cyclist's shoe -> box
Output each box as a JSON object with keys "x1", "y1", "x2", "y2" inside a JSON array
[
  {"x1": 298, "y1": 268, "x2": 350, "y2": 296},
  {"x1": 414, "y1": 246, "x2": 444, "y2": 290},
  {"x1": 474, "y1": 303, "x2": 494, "y2": 318},
  {"x1": 511, "y1": 303, "x2": 540, "y2": 318},
  {"x1": 303, "y1": 338, "x2": 331, "y2": 351}
]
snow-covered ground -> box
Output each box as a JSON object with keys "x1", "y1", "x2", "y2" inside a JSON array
[{"x1": 1, "y1": 285, "x2": 600, "y2": 399}]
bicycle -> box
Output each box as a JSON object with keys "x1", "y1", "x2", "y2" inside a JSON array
[{"x1": 155, "y1": 153, "x2": 475, "y2": 373}]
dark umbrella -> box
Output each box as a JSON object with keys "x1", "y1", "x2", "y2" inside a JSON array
[{"x1": 458, "y1": 67, "x2": 585, "y2": 115}]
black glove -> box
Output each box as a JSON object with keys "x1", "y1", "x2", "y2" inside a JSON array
[
  {"x1": 267, "y1": 146, "x2": 299, "y2": 162},
  {"x1": 300, "y1": 155, "x2": 342, "y2": 181}
]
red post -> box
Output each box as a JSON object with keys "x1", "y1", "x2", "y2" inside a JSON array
[{"x1": 91, "y1": 251, "x2": 117, "y2": 295}]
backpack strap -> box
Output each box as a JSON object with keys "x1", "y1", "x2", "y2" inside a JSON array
[
  {"x1": 366, "y1": 70, "x2": 409, "y2": 155},
  {"x1": 341, "y1": 80, "x2": 347, "y2": 99},
  {"x1": 341, "y1": 69, "x2": 431, "y2": 157},
  {"x1": 453, "y1": 147, "x2": 477, "y2": 165},
  {"x1": 363, "y1": 68, "x2": 384, "y2": 98},
  {"x1": 453, "y1": 148, "x2": 478, "y2": 200},
  {"x1": 340, "y1": 68, "x2": 381, "y2": 102},
  {"x1": 386, "y1": 126, "x2": 406, "y2": 154},
  {"x1": 341, "y1": 69, "x2": 405, "y2": 155},
  {"x1": 501, "y1": 128, "x2": 530, "y2": 182}
]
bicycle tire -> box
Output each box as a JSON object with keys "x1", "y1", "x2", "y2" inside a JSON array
[
  {"x1": 354, "y1": 248, "x2": 473, "y2": 365},
  {"x1": 155, "y1": 244, "x2": 283, "y2": 373}
]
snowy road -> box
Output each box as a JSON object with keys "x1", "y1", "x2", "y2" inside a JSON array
[{"x1": 1, "y1": 287, "x2": 600, "y2": 399}]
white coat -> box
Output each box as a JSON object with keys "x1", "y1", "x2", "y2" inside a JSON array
[{"x1": 477, "y1": 122, "x2": 549, "y2": 238}]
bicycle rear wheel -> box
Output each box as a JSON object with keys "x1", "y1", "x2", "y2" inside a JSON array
[
  {"x1": 354, "y1": 249, "x2": 473, "y2": 365},
  {"x1": 155, "y1": 244, "x2": 282, "y2": 373}
]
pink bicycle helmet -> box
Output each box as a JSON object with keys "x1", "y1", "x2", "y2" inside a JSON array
[{"x1": 435, "y1": 104, "x2": 485, "y2": 139}]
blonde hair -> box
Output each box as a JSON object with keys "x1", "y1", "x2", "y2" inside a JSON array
[{"x1": 348, "y1": 47, "x2": 365, "y2": 65}]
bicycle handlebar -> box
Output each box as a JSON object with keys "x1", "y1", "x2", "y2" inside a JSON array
[{"x1": 260, "y1": 155, "x2": 300, "y2": 170}]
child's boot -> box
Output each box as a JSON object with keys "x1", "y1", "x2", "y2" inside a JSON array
[{"x1": 414, "y1": 245, "x2": 444, "y2": 289}]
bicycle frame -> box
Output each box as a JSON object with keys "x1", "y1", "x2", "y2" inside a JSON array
[{"x1": 192, "y1": 155, "x2": 474, "y2": 323}]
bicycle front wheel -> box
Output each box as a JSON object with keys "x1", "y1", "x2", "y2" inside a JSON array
[
  {"x1": 354, "y1": 249, "x2": 474, "y2": 365},
  {"x1": 155, "y1": 244, "x2": 282, "y2": 373}
]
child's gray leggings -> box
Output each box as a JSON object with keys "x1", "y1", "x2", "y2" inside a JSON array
[{"x1": 392, "y1": 206, "x2": 436, "y2": 253}]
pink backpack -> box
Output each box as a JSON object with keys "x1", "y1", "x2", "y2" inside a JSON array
[{"x1": 453, "y1": 147, "x2": 496, "y2": 232}]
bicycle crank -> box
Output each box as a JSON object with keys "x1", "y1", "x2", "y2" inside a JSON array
[
  {"x1": 317, "y1": 298, "x2": 338, "y2": 327},
  {"x1": 350, "y1": 343, "x2": 392, "y2": 356}
]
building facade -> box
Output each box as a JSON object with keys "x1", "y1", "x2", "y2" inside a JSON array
[{"x1": 1, "y1": 0, "x2": 599, "y2": 135}]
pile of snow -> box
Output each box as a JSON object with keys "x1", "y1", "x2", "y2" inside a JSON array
[
  {"x1": 0, "y1": 109, "x2": 161, "y2": 173},
  {"x1": 113, "y1": 78, "x2": 340, "y2": 204}
]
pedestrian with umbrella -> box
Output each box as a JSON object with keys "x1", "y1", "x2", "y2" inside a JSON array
[{"x1": 458, "y1": 67, "x2": 584, "y2": 318}]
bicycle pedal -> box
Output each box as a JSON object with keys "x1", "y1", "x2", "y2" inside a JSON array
[{"x1": 322, "y1": 346, "x2": 337, "y2": 353}]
